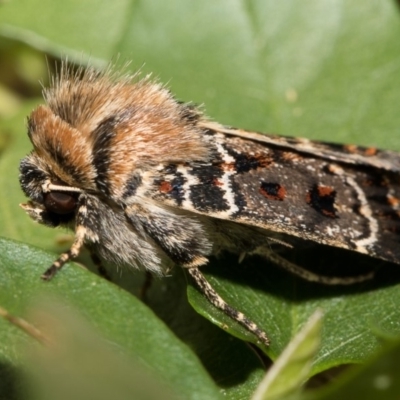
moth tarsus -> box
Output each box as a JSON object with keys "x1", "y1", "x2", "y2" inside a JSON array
[
  {"x1": 41, "y1": 251, "x2": 73, "y2": 280},
  {"x1": 187, "y1": 267, "x2": 270, "y2": 346},
  {"x1": 19, "y1": 63, "x2": 400, "y2": 346}
]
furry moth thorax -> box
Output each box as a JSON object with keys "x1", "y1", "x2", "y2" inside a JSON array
[{"x1": 19, "y1": 66, "x2": 222, "y2": 274}]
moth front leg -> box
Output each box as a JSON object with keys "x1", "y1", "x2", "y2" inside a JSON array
[{"x1": 42, "y1": 197, "x2": 100, "y2": 280}]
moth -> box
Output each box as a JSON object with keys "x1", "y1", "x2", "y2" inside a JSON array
[{"x1": 19, "y1": 64, "x2": 400, "y2": 347}]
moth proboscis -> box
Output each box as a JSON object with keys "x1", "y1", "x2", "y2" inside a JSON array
[{"x1": 19, "y1": 63, "x2": 400, "y2": 347}]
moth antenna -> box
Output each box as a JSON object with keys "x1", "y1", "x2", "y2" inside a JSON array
[
  {"x1": 187, "y1": 267, "x2": 270, "y2": 346},
  {"x1": 41, "y1": 225, "x2": 86, "y2": 280},
  {"x1": 256, "y1": 247, "x2": 375, "y2": 285}
]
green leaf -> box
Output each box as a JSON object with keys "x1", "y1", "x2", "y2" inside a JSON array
[
  {"x1": 306, "y1": 336, "x2": 400, "y2": 400},
  {"x1": 0, "y1": 238, "x2": 223, "y2": 400},
  {"x1": 21, "y1": 302, "x2": 181, "y2": 400},
  {"x1": 252, "y1": 311, "x2": 322, "y2": 400},
  {"x1": 0, "y1": 237, "x2": 267, "y2": 399}
]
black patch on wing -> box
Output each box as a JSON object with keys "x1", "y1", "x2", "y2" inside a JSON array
[
  {"x1": 223, "y1": 144, "x2": 272, "y2": 173},
  {"x1": 189, "y1": 164, "x2": 229, "y2": 212},
  {"x1": 259, "y1": 182, "x2": 286, "y2": 201},
  {"x1": 306, "y1": 184, "x2": 337, "y2": 218}
]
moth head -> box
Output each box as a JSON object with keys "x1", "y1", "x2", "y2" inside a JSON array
[{"x1": 19, "y1": 153, "x2": 81, "y2": 227}]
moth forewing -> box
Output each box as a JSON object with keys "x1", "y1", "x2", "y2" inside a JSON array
[
  {"x1": 19, "y1": 64, "x2": 400, "y2": 347},
  {"x1": 204, "y1": 121, "x2": 400, "y2": 172}
]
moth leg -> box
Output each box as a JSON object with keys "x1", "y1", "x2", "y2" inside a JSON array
[
  {"x1": 139, "y1": 271, "x2": 153, "y2": 301},
  {"x1": 41, "y1": 225, "x2": 86, "y2": 280},
  {"x1": 187, "y1": 267, "x2": 270, "y2": 346},
  {"x1": 42, "y1": 199, "x2": 99, "y2": 280},
  {"x1": 255, "y1": 247, "x2": 374, "y2": 285},
  {"x1": 90, "y1": 252, "x2": 112, "y2": 281}
]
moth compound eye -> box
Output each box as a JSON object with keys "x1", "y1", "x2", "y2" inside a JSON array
[{"x1": 43, "y1": 192, "x2": 77, "y2": 215}]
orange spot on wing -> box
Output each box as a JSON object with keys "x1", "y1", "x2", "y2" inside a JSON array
[
  {"x1": 316, "y1": 185, "x2": 335, "y2": 197},
  {"x1": 387, "y1": 194, "x2": 400, "y2": 207},
  {"x1": 159, "y1": 181, "x2": 173, "y2": 193},
  {"x1": 259, "y1": 182, "x2": 286, "y2": 201},
  {"x1": 343, "y1": 144, "x2": 357, "y2": 154},
  {"x1": 364, "y1": 147, "x2": 377, "y2": 156},
  {"x1": 212, "y1": 178, "x2": 223, "y2": 186}
]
